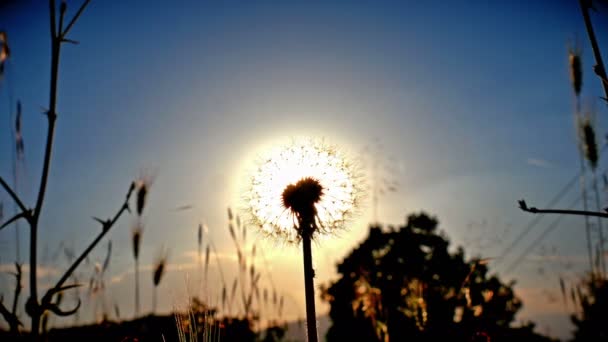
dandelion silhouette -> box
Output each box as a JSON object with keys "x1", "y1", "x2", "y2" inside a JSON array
[{"x1": 246, "y1": 137, "x2": 362, "y2": 342}]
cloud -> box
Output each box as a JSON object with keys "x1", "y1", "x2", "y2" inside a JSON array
[{"x1": 527, "y1": 158, "x2": 553, "y2": 168}]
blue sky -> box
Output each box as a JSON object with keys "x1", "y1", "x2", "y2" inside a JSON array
[{"x1": 1, "y1": 0, "x2": 607, "y2": 339}]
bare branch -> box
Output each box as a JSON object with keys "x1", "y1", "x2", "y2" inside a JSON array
[
  {"x1": 42, "y1": 183, "x2": 134, "y2": 308},
  {"x1": 518, "y1": 199, "x2": 608, "y2": 218},
  {"x1": 49, "y1": 0, "x2": 57, "y2": 40},
  {"x1": 11, "y1": 263, "x2": 22, "y2": 319},
  {"x1": 61, "y1": 38, "x2": 79, "y2": 45},
  {"x1": 47, "y1": 299, "x2": 80, "y2": 317},
  {"x1": 0, "y1": 177, "x2": 29, "y2": 215},
  {"x1": 61, "y1": 0, "x2": 92, "y2": 38},
  {"x1": 0, "y1": 298, "x2": 22, "y2": 333},
  {"x1": 0, "y1": 212, "x2": 29, "y2": 230}
]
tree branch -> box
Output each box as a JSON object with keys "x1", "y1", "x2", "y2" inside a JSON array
[
  {"x1": 40, "y1": 183, "x2": 134, "y2": 311},
  {"x1": 0, "y1": 177, "x2": 29, "y2": 216},
  {"x1": 61, "y1": 0, "x2": 91, "y2": 38},
  {"x1": 0, "y1": 298, "x2": 21, "y2": 333},
  {"x1": 518, "y1": 199, "x2": 608, "y2": 218},
  {"x1": 11, "y1": 263, "x2": 22, "y2": 319}
]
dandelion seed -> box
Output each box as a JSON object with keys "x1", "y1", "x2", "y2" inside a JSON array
[{"x1": 228, "y1": 207, "x2": 233, "y2": 221}]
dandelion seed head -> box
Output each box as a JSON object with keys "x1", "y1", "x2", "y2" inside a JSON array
[{"x1": 245, "y1": 137, "x2": 363, "y2": 243}]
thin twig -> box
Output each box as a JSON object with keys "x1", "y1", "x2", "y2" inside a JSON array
[
  {"x1": 0, "y1": 299, "x2": 21, "y2": 333},
  {"x1": 61, "y1": 0, "x2": 92, "y2": 39},
  {"x1": 0, "y1": 177, "x2": 29, "y2": 215},
  {"x1": 11, "y1": 263, "x2": 22, "y2": 319}
]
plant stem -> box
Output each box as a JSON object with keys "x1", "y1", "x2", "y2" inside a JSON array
[
  {"x1": 300, "y1": 224, "x2": 318, "y2": 342},
  {"x1": 579, "y1": 0, "x2": 608, "y2": 102},
  {"x1": 153, "y1": 286, "x2": 157, "y2": 315},
  {"x1": 135, "y1": 258, "x2": 140, "y2": 317},
  {"x1": 30, "y1": 2, "x2": 61, "y2": 336},
  {"x1": 592, "y1": 171, "x2": 606, "y2": 276}
]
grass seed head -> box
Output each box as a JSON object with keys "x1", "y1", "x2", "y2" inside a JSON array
[
  {"x1": 136, "y1": 184, "x2": 148, "y2": 216},
  {"x1": 580, "y1": 116, "x2": 599, "y2": 170},
  {"x1": 153, "y1": 248, "x2": 168, "y2": 287},
  {"x1": 569, "y1": 48, "x2": 583, "y2": 97},
  {"x1": 131, "y1": 221, "x2": 143, "y2": 260}
]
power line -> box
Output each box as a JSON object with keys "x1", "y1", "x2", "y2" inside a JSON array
[
  {"x1": 494, "y1": 171, "x2": 580, "y2": 267},
  {"x1": 495, "y1": 146, "x2": 608, "y2": 269},
  {"x1": 505, "y1": 195, "x2": 582, "y2": 274}
]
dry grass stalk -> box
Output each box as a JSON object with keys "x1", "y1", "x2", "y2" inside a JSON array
[
  {"x1": 152, "y1": 247, "x2": 169, "y2": 314},
  {"x1": 131, "y1": 220, "x2": 143, "y2": 317}
]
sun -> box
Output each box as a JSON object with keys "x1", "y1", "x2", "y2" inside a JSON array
[{"x1": 246, "y1": 137, "x2": 362, "y2": 243}]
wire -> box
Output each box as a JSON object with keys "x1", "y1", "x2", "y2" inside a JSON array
[{"x1": 504, "y1": 195, "x2": 582, "y2": 274}]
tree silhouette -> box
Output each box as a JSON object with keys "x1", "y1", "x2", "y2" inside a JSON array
[
  {"x1": 321, "y1": 212, "x2": 555, "y2": 342},
  {"x1": 570, "y1": 276, "x2": 608, "y2": 341}
]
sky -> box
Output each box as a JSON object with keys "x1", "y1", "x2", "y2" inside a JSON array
[{"x1": 1, "y1": 0, "x2": 607, "y2": 339}]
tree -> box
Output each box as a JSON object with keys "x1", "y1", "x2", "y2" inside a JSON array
[
  {"x1": 570, "y1": 276, "x2": 608, "y2": 341},
  {"x1": 321, "y1": 212, "x2": 555, "y2": 342}
]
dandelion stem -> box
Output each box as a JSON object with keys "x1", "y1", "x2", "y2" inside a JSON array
[{"x1": 300, "y1": 220, "x2": 318, "y2": 342}]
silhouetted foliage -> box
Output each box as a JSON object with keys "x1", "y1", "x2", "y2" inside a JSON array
[
  {"x1": 322, "y1": 212, "x2": 555, "y2": 342},
  {"x1": 570, "y1": 276, "x2": 608, "y2": 341}
]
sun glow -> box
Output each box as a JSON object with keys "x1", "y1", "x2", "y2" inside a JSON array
[{"x1": 246, "y1": 137, "x2": 362, "y2": 243}]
